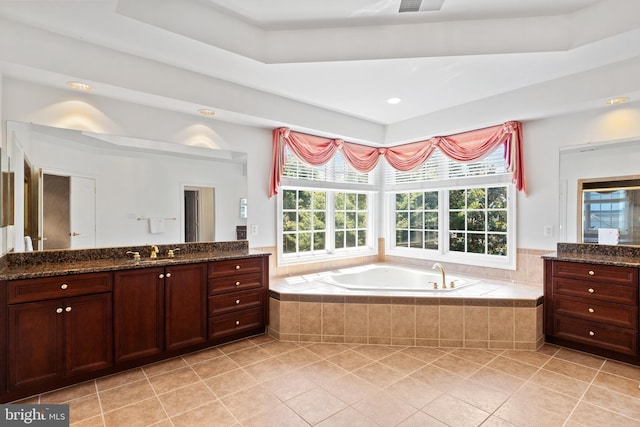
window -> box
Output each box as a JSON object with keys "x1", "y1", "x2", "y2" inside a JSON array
[
  {"x1": 278, "y1": 148, "x2": 377, "y2": 264},
  {"x1": 387, "y1": 147, "x2": 516, "y2": 269}
]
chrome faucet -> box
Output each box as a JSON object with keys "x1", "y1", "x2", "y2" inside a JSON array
[{"x1": 432, "y1": 262, "x2": 446, "y2": 289}]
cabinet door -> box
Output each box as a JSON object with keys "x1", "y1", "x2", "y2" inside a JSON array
[
  {"x1": 8, "y1": 300, "x2": 64, "y2": 389},
  {"x1": 114, "y1": 268, "x2": 164, "y2": 363},
  {"x1": 65, "y1": 293, "x2": 113, "y2": 376},
  {"x1": 165, "y1": 263, "x2": 207, "y2": 351}
]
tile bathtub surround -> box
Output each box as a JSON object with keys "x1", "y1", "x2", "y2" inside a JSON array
[
  {"x1": 269, "y1": 295, "x2": 544, "y2": 350},
  {"x1": 15, "y1": 334, "x2": 640, "y2": 426}
]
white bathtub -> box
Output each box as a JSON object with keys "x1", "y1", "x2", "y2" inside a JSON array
[{"x1": 318, "y1": 265, "x2": 478, "y2": 291}]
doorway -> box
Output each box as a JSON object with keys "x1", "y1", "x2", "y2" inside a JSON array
[{"x1": 184, "y1": 186, "x2": 215, "y2": 242}]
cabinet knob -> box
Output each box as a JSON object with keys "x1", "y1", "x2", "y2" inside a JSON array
[
  {"x1": 166, "y1": 272, "x2": 172, "y2": 278},
  {"x1": 60, "y1": 283, "x2": 68, "y2": 290},
  {"x1": 235, "y1": 299, "x2": 240, "y2": 304},
  {"x1": 235, "y1": 281, "x2": 240, "y2": 286},
  {"x1": 235, "y1": 320, "x2": 240, "y2": 326},
  {"x1": 589, "y1": 331, "x2": 595, "y2": 336},
  {"x1": 56, "y1": 308, "x2": 63, "y2": 314},
  {"x1": 65, "y1": 306, "x2": 72, "y2": 312},
  {"x1": 588, "y1": 308, "x2": 594, "y2": 313},
  {"x1": 588, "y1": 270, "x2": 595, "y2": 276},
  {"x1": 588, "y1": 288, "x2": 595, "y2": 294},
  {"x1": 235, "y1": 265, "x2": 241, "y2": 270},
  {"x1": 159, "y1": 274, "x2": 165, "y2": 279}
]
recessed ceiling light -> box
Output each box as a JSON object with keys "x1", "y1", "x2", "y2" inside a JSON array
[
  {"x1": 387, "y1": 97, "x2": 402, "y2": 105},
  {"x1": 198, "y1": 109, "x2": 216, "y2": 117},
  {"x1": 67, "y1": 81, "x2": 92, "y2": 91},
  {"x1": 606, "y1": 97, "x2": 629, "y2": 105}
]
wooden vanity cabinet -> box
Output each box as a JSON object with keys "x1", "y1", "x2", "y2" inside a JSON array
[
  {"x1": 544, "y1": 259, "x2": 639, "y2": 361},
  {"x1": 113, "y1": 263, "x2": 207, "y2": 364},
  {"x1": 6, "y1": 273, "x2": 113, "y2": 391},
  {"x1": 207, "y1": 257, "x2": 268, "y2": 341}
]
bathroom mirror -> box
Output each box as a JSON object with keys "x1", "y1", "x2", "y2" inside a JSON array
[
  {"x1": 559, "y1": 138, "x2": 640, "y2": 244},
  {"x1": 7, "y1": 121, "x2": 248, "y2": 252}
]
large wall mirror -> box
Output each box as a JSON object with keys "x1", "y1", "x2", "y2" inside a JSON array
[
  {"x1": 559, "y1": 138, "x2": 640, "y2": 245},
  {"x1": 6, "y1": 121, "x2": 248, "y2": 252}
]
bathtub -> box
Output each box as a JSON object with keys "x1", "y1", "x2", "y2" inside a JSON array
[{"x1": 318, "y1": 264, "x2": 477, "y2": 291}]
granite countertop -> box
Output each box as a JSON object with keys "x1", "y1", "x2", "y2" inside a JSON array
[
  {"x1": 542, "y1": 242, "x2": 640, "y2": 268},
  {"x1": 0, "y1": 241, "x2": 271, "y2": 280}
]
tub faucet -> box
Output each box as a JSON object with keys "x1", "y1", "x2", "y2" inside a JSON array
[{"x1": 432, "y1": 262, "x2": 446, "y2": 289}]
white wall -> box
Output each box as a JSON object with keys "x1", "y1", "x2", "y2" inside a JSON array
[{"x1": 3, "y1": 76, "x2": 640, "y2": 255}]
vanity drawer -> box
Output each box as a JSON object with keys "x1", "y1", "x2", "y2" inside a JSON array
[
  {"x1": 208, "y1": 289, "x2": 263, "y2": 316},
  {"x1": 554, "y1": 295, "x2": 638, "y2": 329},
  {"x1": 552, "y1": 315, "x2": 638, "y2": 356},
  {"x1": 552, "y1": 261, "x2": 637, "y2": 286},
  {"x1": 208, "y1": 258, "x2": 263, "y2": 279},
  {"x1": 8, "y1": 272, "x2": 113, "y2": 304},
  {"x1": 208, "y1": 273, "x2": 262, "y2": 295},
  {"x1": 552, "y1": 278, "x2": 637, "y2": 305},
  {"x1": 208, "y1": 308, "x2": 264, "y2": 340}
]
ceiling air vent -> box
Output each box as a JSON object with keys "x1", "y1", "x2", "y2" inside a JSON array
[{"x1": 399, "y1": 0, "x2": 445, "y2": 13}]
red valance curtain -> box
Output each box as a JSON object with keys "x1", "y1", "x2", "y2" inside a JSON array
[{"x1": 269, "y1": 121, "x2": 526, "y2": 197}]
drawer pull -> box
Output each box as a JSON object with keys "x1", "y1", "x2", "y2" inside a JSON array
[
  {"x1": 56, "y1": 308, "x2": 63, "y2": 314},
  {"x1": 235, "y1": 299, "x2": 240, "y2": 304},
  {"x1": 60, "y1": 284, "x2": 68, "y2": 290},
  {"x1": 588, "y1": 288, "x2": 595, "y2": 294},
  {"x1": 235, "y1": 265, "x2": 241, "y2": 270},
  {"x1": 235, "y1": 320, "x2": 240, "y2": 326},
  {"x1": 65, "y1": 306, "x2": 72, "y2": 313},
  {"x1": 588, "y1": 308, "x2": 594, "y2": 313},
  {"x1": 166, "y1": 272, "x2": 172, "y2": 278},
  {"x1": 589, "y1": 331, "x2": 595, "y2": 336},
  {"x1": 159, "y1": 274, "x2": 165, "y2": 279},
  {"x1": 588, "y1": 270, "x2": 595, "y2": 276},
  {"x1": 235, "y1": 281, "x2": 240, "y2": 286}
]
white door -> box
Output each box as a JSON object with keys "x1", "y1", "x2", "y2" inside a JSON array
[{"x1": 70, "y1": 176, "x2": 96, "y2": 249}]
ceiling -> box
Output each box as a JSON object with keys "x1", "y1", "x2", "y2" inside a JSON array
[{"x1": 0, "y1": 0, "x2": 639, "y2": 144}]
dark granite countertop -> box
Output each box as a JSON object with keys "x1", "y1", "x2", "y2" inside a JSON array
[
  {"x1": 0, "y1": 241, "x2": 271, "y2": 281},
  {"x1": 541, "y1": 243, "x2": 640, "y2": 268}
]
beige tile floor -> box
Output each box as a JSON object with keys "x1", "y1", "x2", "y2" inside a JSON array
[{"x1": 16, "y1": 334, "x2": 640, "y2": 426}]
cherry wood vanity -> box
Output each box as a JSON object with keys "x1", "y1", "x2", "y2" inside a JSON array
[
  {"x1": 544, "y1": 243, "x2": 640, "y2": 365},
  {"x1": 0, "y1": 242, "x2": 269, "y2": 403}
]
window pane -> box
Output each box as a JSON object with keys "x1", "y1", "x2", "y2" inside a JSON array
[
  {"x1": 488, "y1": 234, "x2": 507, "y2": 255},
  {"x1": 468, "y1": 233, "x2": 485, "y2": 254},
  {"x1": 488, "y1": 211, "x2": 507, "y2": 232},
  {"x1": 467, "y1": 188, "x2": 486, "y2": 209},
  {"x1": 313, "y1": 232, "x2": 325, "y2": 250},
  {"x1": 314, "y1": 192, "x2": 326, "y2": 209},
  {"x1": 298, "y1": 191, "x2": 312, "y2": 209},
  {"x1": 410, "y1": 212, "x2": 423, "y2": 229},
  {"x1": 467, "y1": 211, "x2": 486, "y2": 232},
  {"x1": 425, "y1": 231, "x2": 438, "y2": 250},
  {"x1": 335, "y1": 212, "x2": 345, "y2": 228},
  {"x1": 357, "y1": 213, "x2": 367, "y2": 229},
  {"x1": 449, "y1": 189, "x2": 465, "y2": 209},
  {"x1": 396, "y1": 230, "x2": 408, "y2": 247},
  {"x1": 358, "y1": 193, "x2": 367, "y2": 210},
  {"x1": 298, "y1": 211, "x2": 311, "y2": 231},
  {"x1": 298, "y1": 233, "x2": 312, "y2": 251},
  {"x1": 283, "y1": 234, "x2": 297, "y2": 253},
  {"x1": 358, "y1": 230, "x2": 367, "y2": 246},
  {"x1": 335, "y1": 231, "x2": 345, "y2": 249},
  {"x1": 449, "y1": 211, "x2": 465, "y2": 231},
  {"x1": 424, "y1": 212, "x2": 438, "y2": 229},
  {"x1": 396, "y1": 212, "x2": 409, "y2": 229},
  {"x1": 283, "y1": 190, "x2": 297, "y2": 210},
  {"x1": 335, "y1": 192, "x2": 345, "y2": 210},
  {"x1": 314, "y1": 212, "x2": 326, "y2": 230},
  {"x1": 449, "y1": 232, "x2": 465, "y2": 252},
  {"x1": 424, "y1": 191, "x2": 438, "y2": 210},
  {"x1": 346, "y1": 212, "x2": 356, "y2": 228},
  {"x1": 396, "y1": 193, "x2": 408, "y2": 210},
  {"x1": 410, "y1": 230, "x2": 423, "y2": 248},
  {"x1": 488, "y1": 187, "x2": 507, "y2": 209},
  {"x1": 346, "y1": 230, "x2": 356, "y2": 247},
  {"x1": 410, "y1": 192, "x2": 423, "y2": 210},
  {"x1": 283, "y1": 212, "x2": 297, "y2": 232},
  {"x1": 346, "y1": 193, "x2": 357, "y2": 210}
]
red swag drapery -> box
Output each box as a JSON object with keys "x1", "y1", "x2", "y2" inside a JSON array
[{"x1": 269, "y1": 121, "x2": 526, "y2": 197}]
